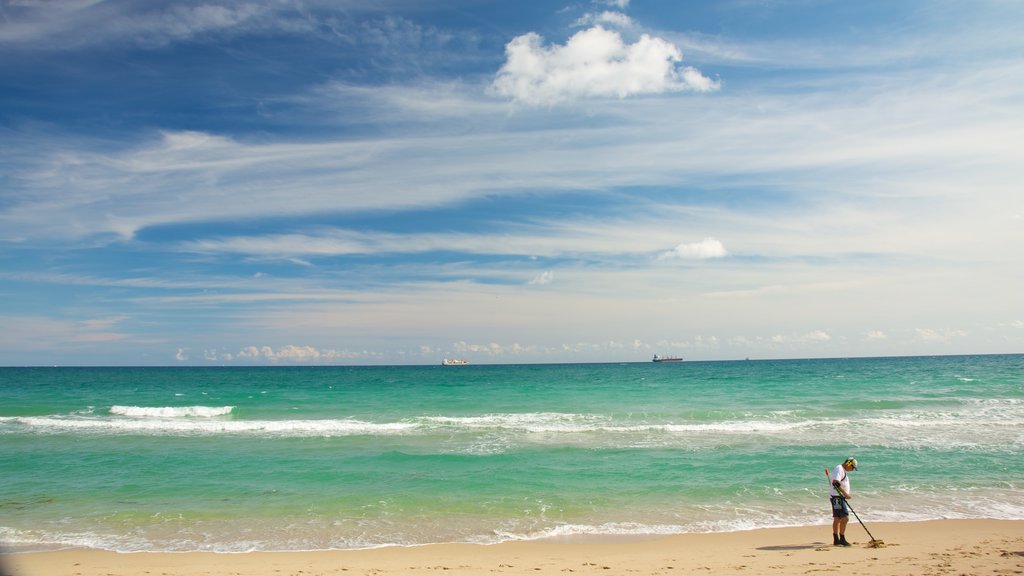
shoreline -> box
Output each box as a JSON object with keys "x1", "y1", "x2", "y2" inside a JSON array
[{"x1": 5, "y1": 519, "x2": 1023, "y2": 576}]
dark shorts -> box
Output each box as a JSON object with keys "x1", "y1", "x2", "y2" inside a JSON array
[{"x1": 830, "y1": 496, "x2": 849, "y2": 518}]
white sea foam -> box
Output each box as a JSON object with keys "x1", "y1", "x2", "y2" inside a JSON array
[
  {"x1": 500, "y1": 521, "x2": 691, "y2": 542},
  {"x1": 418, "y1": 412, "x2": 605, "y2": 432},
  {"x1": 3, "y1": 485, "x2": 1022, "y2": 553},
  {"x1": 11, "y1": 495, "x2": 1021, "y2": 553},
  {"x1": 110, "y1": 405, "x2": 234, "y2": 418},
  {"x1": 0, "y1": 415, "x2": 418, "y2": 436},
  {"x1": 3, "y1": 402, "x2": 1022, "y2": 450},
  {"x1": 660, "y1": 420, "x2": 816, "y2": 433},
  {"x1": 417, "y1": 413, "x2": 821, "y2": 435}
]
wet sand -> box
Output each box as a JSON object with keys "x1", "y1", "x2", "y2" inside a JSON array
[{"x1": 5, "y1": 519, "x2": 1023, "y2": 576}]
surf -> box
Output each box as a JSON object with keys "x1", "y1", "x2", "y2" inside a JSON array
[{"x1": 109, "y1": 405, "x2": 234, "y2": 418}]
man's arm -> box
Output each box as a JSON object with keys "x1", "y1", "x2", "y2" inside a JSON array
[{"x1": 831, "y1": 479, "x2": 851, "y2": 499}]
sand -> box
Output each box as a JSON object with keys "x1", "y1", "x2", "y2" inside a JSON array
[{"x1": 4, "y1": 519, "x2": 1023, "y2": 576}]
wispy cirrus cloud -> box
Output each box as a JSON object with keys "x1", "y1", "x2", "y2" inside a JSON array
[
  {"x1": 179, "y1": 224, "x2": 678, "y2": 260},
  {"x1": 0, "y1": 314, "x2": 131, "y2": 350},
  {"x1": 574, "y1": 10, "x2": 636, "y2": 30},
  {"x1": 3, "y1": 1, "x2": 1023, "y2": 365},
  {"x1": 0, "y1": 1, "x2": 280, "y2": 48},
  {"x1": 4, "y1": 47, "x2": 1021, "y2": 273}
]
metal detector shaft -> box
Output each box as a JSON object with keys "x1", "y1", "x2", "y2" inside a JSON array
[{"x1": 836, "y1": 493, "x2": 878, "y2": 542}]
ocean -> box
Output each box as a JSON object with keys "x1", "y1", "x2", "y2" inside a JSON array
[{"x1": 1, "y1": 355, "x2": 1022, "y2": 553}]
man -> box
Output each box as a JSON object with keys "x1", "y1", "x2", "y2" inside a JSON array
[{"x1": 829, "y1": 457, "x2": 858, "y2": 546}]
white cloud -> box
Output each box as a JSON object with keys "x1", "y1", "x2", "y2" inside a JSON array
[
  {"x1": 427, "y1": 339, "x2": 685, "y2": 360},
  {"x1": 135, "y1": 4, "x2": 266, "y2": 45},
  {"x1": 3, "y1": 5, "x2": 1024, "y2": 365},
  {"x1": 804, "y1": 330, "x2": 832, "y2": 343},
  {"x1": 176, "y1": 348, "x2": 189, "y2": 361},
  {"x1": 229, "y1": 344, "x2": 379, "y2": 363},
  {"x1": 180, "y1": 218, "x2": 690, "y2": 260},
  {"x1": 7, "y1": 48, "x2": 1020, "y2": 249},
  {"x1": 770, "y1": 331, "x2": 832, "y2": 345},
  {"x1": 0, "y1": 314, "x2": 129, "y2": 349},
  {"x1": 529, "y1": 271, "x2": 555, "y2": 285},
  {"x1": 453, "y1": 341, "x2": 505, "y2": 355},
  {"x1": 575, "y1": 11, "x2": 635, "y2": 30},
  {"x1": 490, "y1": 25, "x2": 719, "y2": 106},
  {"x1": 79, "y1": 316, "x2": 131, "y2": 330},
  {"x1": 679, "y1": 66, "x2": 720, "y2": 92},
  {"x1": 657, "y1": 237, "x2": 728, "y2": 260},
  {"x1": 270, "y1": 345, "x2": 321, "y2": 361},
  {"x1": 914, "y1": 328, "x2": 968, "y2": 343},
  {"x1": 0, "y1": 2, "x2": 273, "y2": 48}
]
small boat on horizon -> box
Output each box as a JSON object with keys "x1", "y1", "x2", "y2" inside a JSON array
[
  {"x1": 442, "y1": 358, "x2": 470, "y2": 366},
  {"x1": 652, "y1": 354, "x2": 683, "y2": 363}
]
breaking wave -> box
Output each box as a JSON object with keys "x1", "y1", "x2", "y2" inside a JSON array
[
  {"x1": 1, "y1": 404, "x2": 1021, "y2": 452},
  {"x1": 110, "y1": 405, "x2": 234, "y2": 418}
]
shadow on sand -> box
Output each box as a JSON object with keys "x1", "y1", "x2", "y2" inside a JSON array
[
  {"x1": 0, "y1": 546, "x2": 13, "y2": 576},
  {"x1": 756, "y1": 543, "x2": 823, "y2": 551}
]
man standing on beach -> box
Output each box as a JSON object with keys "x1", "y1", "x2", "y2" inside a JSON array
[{"x1": 829, "y1": 457, "x2": 858, "y2": 546}]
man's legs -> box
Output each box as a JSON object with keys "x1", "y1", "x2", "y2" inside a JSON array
[
  {"x1": 834, "y1": 517, "x2": 850, "y2": 546},
  {"x1": 831, "y1": 497, "x2": 851, "y2": 546}
]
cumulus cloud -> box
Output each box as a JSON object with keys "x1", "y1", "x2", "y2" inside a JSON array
[
  {"x1": 914, "y1": 328, "x2": 968, "y2": 342},
  {"x1": 490, "y1": 24, "x2": 719, "y2": 106},
  {"x1": 453, "y1": 341, "x2": 505, "y2": 355},
  {"x1": 803, "y1": 330, "x2": 832, "y2": 343},
  {"x1": 236, "y1": 345, "x2": 321, "y2": 361},
  {"x1": 771, "y1": 330, "x2": 832, "y2": 344},
  {"x1": 447, "y1": 340, "x2": 649, "y2": 358},
  {"x1": 529, "y1": 271, "x2": 555, "y2": 285},
  {"x1": 657, "y1": 237, "x2": 728, "y2": 260},
  {"x1": 219, "y1": 344, "x2": 380, "y2": 363},
  {"x1": 451, "y1": 341, "x2": 546, "y2": 356}
]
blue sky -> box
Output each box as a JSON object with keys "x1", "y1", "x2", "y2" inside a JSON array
[{"x1": 1, "y1": 0, "x2": 1022, "y2": 366}]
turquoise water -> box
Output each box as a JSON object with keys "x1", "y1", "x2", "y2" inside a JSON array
[{"x1": 1, "y1": 355, "x2": 1022, "y2": 552}]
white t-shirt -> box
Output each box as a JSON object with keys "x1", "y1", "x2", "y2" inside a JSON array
[{"x1": 829, "y1": 464, "x2": 850, "y2": 497}]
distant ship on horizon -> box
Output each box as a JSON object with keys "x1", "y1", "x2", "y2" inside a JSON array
[
  {"x1": 442, "y1": 358, "x2": 470, "y2": 366},
  {"x1": 652, "y1": 354, "x2": 683, "y2": 363}
]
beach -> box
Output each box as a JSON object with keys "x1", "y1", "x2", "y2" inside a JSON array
[{"x1": 5, "y1": 520, "x2": 1024, "y2": 576}]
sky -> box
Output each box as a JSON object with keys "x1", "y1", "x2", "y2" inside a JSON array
[{"x1": 1, "y1": 0, "x2": 1022, "y2": 366}]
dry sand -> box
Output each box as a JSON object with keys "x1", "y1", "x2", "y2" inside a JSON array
[{"x1": 4, "y1": 519, "x2": 1023, "y2": 576}]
